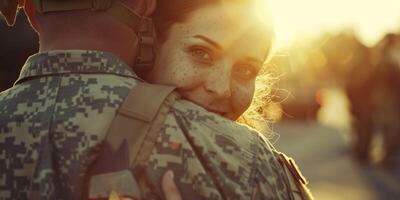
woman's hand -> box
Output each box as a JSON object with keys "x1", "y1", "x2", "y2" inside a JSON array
[
  {"x1": 118, "y1": 170, "x2": 182, "y2": 200},
  {"x1": 161, "y1": 170, "x2": 182, "y2": 200}
]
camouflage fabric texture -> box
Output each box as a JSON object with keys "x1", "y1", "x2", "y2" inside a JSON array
[
  {"x1": 0, "y1": 50, "x2": 308, "y2": 200},
  {"x1": 0, "y1": 50, "x2": 139, "y2": 199},
  {"x1": 136, "y1": 100, "x2": 298, "y2": 200}
]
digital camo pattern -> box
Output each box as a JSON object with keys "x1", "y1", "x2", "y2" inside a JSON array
[
  {"x1": 0, "y1": 50, "x2": 303, "y2": 200},
  {"x1": 0, "y1": 50, "x2": 139, "y2": 199},
  {"x1": 139, "y1": 100, "x2": 295, "y2": 200}
]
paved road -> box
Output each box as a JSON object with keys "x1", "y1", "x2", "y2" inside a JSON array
[{"x1": 272, "y1": 120, "x2": 400, "y2": 200}]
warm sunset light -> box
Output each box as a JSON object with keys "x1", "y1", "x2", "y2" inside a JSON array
[
  {"x1": 267, "y1": 0, "x2": 400, "y2": 48},
  {"x1": 1, "y1": 0, "x2": 400, "y2": 199}
]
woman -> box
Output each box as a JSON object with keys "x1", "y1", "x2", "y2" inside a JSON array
[
  {"x1": 147, "y1": 0, "x2": 273, "y2": 123},
  {"x1": 128, "y1": 0, "x2": 312, "y2": 199}
]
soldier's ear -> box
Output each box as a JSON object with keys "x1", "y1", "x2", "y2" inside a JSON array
[{"x1": 142, "y1": 0, "x2": 157, "y2": 17}]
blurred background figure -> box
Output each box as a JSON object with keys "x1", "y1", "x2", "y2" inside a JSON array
[
  {"x1": 343, "y1": 34, "x2": 376, "y2": 164},
  {"x1": 343, "y1": 32, "x2": 400, "y2": 166},
  {"x1": 369, "y1": 34, "x2": 400, "y2": 167}
]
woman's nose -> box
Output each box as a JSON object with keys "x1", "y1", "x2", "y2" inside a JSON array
[{"x1": 204, "y1": 65, "x2": 232, "y2": 99}]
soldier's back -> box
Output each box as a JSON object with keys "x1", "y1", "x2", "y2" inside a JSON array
[
  {"x1": 0, "y1": 50, "x2": 311, "y2": 200},
  {"x1": 0, "y1": 50, "x2": 140, "y2": 199}
]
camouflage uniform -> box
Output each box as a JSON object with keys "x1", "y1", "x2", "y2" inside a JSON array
[
  {"x1": 0, "y1": 50, "x2": 310, "y2": 200},
  {"x1": 135, "y1": 100, "x2": 299, "y2": 200}
]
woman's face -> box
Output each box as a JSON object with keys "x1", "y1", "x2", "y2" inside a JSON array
[{"x1": 147, "y1": 2, "x2": 272, "y2": 120}]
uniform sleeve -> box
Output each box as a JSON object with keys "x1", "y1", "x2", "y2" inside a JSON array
[
  {"x1": 253, "y1": 133, "x2": 314, "y2": 200},
  {"x1": 252, "y1": 134, "x2": 294, "y2": 200}
]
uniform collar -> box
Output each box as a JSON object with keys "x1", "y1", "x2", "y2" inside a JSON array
[{"x1": 15, "y1": 50, "x2": 140, "y2": 85}]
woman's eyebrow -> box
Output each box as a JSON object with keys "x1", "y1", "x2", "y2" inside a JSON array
[{"x1": 192, "y1": 35, "x2": 223, "y2": 50}]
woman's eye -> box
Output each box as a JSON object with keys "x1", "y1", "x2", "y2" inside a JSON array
[
  {"x1": 189, "y1": 47, "x2": 213, "y2": 62},
  {"x1": 234, "y1": 65, "x2": 259, "y2": 80}
]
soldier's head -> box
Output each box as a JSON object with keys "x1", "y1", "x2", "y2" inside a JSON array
[
  {"x1": 4, "y1": 0, "x2": 157, "y2": 67},
  {"x1": 145, "y1": 0, "x2": 274, "y2": 120}
]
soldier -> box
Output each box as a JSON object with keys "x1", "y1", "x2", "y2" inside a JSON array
[
  {"x1": 0, "y1": 0, "x2": 312, "y2": 200},
  {"x1": 345, "y1": 34, "x2": 400, "y2": 165},
  {"x1": 371, "y1": 34, "x2": 400, "y2": 166},
  {"x1": 0, "y1": 0, "x2": 181, "y2": 199},
  {"x1": 343, "y1": 37, "x2": 375, "y2": 163}
]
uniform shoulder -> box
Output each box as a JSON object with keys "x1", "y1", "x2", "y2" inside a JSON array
[{"x1": 171, "y1": 99, "x2": 261, "y2": 140}]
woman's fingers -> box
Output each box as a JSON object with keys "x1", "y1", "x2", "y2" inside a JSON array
[
  {"x1": 162, "y1": 170, "x2": 182, "y2": 200},
  {"x1": 103, "y1": 170, "x2": 182, "y2": 200}
]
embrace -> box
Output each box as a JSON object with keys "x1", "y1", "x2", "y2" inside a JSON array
[{"x1": 0, "y1": 0, "x2": 313, "y2": 199}]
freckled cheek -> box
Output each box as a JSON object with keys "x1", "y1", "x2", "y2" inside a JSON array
[{"x1": 168, "y1": 54, "x2": 204, "y2": 89}]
